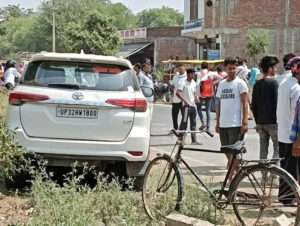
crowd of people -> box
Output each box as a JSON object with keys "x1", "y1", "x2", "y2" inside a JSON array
[
  {"x1": 166, "y1": 54, "x2": 300, "y2": 204},
  {"x1": 2, "y1": 54, "x2": 300, "y2": 204}
]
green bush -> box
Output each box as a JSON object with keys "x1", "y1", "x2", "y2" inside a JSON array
[
  {"x1": 28, "y1": 166, "x2": 155, "y2": 226},
  {"x1": 0, "y1": 117, "x2": 26, "y2": 181}
]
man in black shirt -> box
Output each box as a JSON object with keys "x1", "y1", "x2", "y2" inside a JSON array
[{"x1": 252, "y1": 56, "x2": 279, "y2": 160}]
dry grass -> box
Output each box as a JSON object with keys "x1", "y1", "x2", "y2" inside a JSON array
[{"x1": 0, "y1": 89, "x2": 8, "y2": 118}]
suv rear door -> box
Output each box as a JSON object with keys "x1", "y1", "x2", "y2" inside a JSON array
[{"x1": 17, "y1": 61, "x2": 143, "y2": 142}]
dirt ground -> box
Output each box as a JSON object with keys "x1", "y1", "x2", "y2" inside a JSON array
[{"x1": 0, "y1": 194, "x2": 32, "y2": 226}]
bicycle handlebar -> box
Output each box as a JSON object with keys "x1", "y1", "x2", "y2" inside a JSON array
[{"x1": 171, "y1": 129, "x2": 214, "y2": 138}]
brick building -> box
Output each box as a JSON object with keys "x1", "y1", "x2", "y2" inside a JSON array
[
  {"x1": 118, "y1": 27, "x2": 196, "y2": 67},
  {"x1": 182, "y1": 0, "x2": 300, "y2": 65}
]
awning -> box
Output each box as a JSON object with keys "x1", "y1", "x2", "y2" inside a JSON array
[{"x1": 117, "y1": 42, "x2": 152, "y2": 58}]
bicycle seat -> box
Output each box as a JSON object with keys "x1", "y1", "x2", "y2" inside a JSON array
[{"x1": 221, "y1": 141, "x2": 246, "y2": 155}]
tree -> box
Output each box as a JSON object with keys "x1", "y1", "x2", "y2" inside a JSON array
[
  {"x1": 107, "y1": 3, "x2": 137, "y2": 29},
  {"x1": 0, "y1": 4, "x2": 33, "y2": 20},
  {"x1": 246, "y1": 30, "x2": 270, "y2": 65},
  {"x1": 137, "y1": 6, "x2": 184, "y2": 27},
  {"x1": 63, "y1": 11, "x2": 122, "y2": 55},
  {"x1": 31, "y1": 0, "x2": 122, "y2": 54},
  {"x1": 0, "y1": 16, "x2": 36, "y2": 57}
]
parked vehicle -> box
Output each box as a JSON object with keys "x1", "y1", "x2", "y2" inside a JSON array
[{"x1": 6, "y1": 52, "x2": 153, "y2": 187}]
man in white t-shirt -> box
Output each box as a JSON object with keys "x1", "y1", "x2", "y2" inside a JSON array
[
  {"x1": 140, "y1": 63, "x2": 154, "y2": 102},
  {"x1": 134, "y1": 63, "x2": 143, "y2": 85},
  {"x1": 176, "y1": 68, "x2": 198, "y2": 144},
  {"x1": 275, "y1": 53, "x2": 295, "y2": 86},
  {"x1": 170, "y1": 64, "x2": 187, "y2": 130},
  {"x1": 139, "y1": 63, "x2": 155, "y2": 117},
  {"x1": 216, "y1": 57, "x2": 249, "y2": 180},
  {"x1": 277, "y1": 56, "x2": 300, "y2": 204}
]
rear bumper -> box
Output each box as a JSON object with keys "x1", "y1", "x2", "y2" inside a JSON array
[{"x1": 11, "y1": 126, "x2": 150, "y2": 163}]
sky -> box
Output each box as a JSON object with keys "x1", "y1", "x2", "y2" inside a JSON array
[{"x1": 0, "y1": 0, "x2": 184, "y2": 13}]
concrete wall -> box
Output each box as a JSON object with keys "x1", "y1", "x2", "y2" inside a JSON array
[
  {"x1": 147, "y1": 27, "x2": 183, "y2": 39},
  {"x1": 154, "y1": 37, "x2": 197, "y2": 67},
  {"x1": 121, "y1": 26, "x2": 197, "y2": 67},
  {"x1": 146, "y1": 27, "x2": 196, "y2": 66}
]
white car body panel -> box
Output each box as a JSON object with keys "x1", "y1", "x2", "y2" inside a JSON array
[{"x1": 6, "y1": 53, "x2": 152, "y2": 175}]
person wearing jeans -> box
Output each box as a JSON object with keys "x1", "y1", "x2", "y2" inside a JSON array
[
  {"x1": 170, "y1": 64, "x2": 186, "y2": 130},
  {"x1": 252, "y1": 56, "x2": 280, "y2": 160},
  {"x1": 255, "y1": 125, "x2": 279, "y2": 159},
  {"x1": 196, "y1": 63, "x2": 219, "y2": 131},
  {"x1": 180, "y1": 105, "x2": 197, "y2": 143},
  {"x1": 176, "y1": 68, "x2": 198, "y2": 144},
  {"x1": 197, "y1": 97, "x2": 212, "y2": 130}
]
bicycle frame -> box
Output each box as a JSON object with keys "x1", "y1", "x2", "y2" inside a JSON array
[
  {"x1": 174, "y1": 141, "x2": 238, "y2": 205},
  {"x1": 152, "y1": 130, "x2": 282, "y2": 207}
]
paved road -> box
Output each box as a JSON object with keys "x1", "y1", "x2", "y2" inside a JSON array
[{"x1": 150, "y1": 104, "x2": 276, "y2": 168}]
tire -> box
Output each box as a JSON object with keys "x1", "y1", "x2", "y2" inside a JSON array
[
  {"x1": 142, "y1": 155, "x2": 183, "y2": 220},
  {"x1": 230, "y1": 165, "x2": 300, "y2": 226}
]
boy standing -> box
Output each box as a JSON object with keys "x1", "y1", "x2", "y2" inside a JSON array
[
  {"x1": 176, "y1": 68, "x2": 198, "y2": 144},
  {"x1": 251, "y1": 56, "x2": 279, "y2": 160},
  {"x1": 216, "y1": 57, "x2": 249, "y2": 180}
]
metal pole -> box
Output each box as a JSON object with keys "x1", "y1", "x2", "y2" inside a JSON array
[{"x1": 52, "y1": 0, "x2": 56, "y2": 52}]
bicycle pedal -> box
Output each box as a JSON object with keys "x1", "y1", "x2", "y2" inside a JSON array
[{"x1": 213, "y1": 189, "x2": 229, "y2": 198}]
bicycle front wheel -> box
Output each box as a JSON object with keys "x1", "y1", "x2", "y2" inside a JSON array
[
  {"x1": 142, "y1": 155, "x2": 183, "y2": 220},
  {"x1": 230, "y1": 165, "x2": 300, "y2": 226}
]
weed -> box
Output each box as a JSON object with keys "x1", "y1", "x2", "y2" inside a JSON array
[
  {"x1": 182, "y1": 184, "x2": 226, "y2": 225},
  {"x1": 0, "y1": 89, "x2": 8, "y2": 118},
  {"x1": 28, "y1": 165, "x2": 155, "y2": 226}
]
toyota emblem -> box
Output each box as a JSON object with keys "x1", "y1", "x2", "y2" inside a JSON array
[{"x1": 72, "y1": 92, "x2": 84, "y2": 100}]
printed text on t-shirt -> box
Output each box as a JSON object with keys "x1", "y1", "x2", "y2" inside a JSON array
[{"x1": 220, "y1": 88, "x2": 235, "y2": 99}]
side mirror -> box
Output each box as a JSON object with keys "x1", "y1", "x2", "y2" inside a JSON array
[{"x1": 141, "y1": 86, "x2": 154, "y2": 98}]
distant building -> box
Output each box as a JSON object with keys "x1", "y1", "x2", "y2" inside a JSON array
[
  {"x1": 182, "y1": 0, "x2": 300, "y2": 63},
  {"x1": 118, "y1": 27, "x2": 196, "y2": 67}
]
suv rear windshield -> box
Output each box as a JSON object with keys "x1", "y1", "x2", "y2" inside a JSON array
[{"x1": 23, "y1": 61, "x2": 139, "y2": 91}]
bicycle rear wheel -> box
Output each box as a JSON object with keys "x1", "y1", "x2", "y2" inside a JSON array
[
  {"x1": 230, "y1": 165, "x2": 300, "y2": 226},
  {"x1": 142, "y1": 155, "x2": 183, "y2": 220}
]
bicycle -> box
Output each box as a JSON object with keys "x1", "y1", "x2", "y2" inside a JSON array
[{"x1": 143, "y1": 130, "x2": 300, "y2": 226}]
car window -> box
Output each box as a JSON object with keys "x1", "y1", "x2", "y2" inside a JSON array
[{"x1": 23, "y1": 61, "x2": 139, "y2": 91}]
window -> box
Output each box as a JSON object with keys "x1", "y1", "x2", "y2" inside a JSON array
[
  {"x1": 23, "y1": 61, "x2": 138, "y2": 91},
  {"x1": 190, "y1": 0, "x2": 198, "y2": 20}
]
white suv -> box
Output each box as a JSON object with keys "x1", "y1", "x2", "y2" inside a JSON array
[{"x1": 6, "y1": 52, "x2": 153, "y2": 180}]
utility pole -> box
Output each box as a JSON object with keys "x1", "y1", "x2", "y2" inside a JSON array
[{"x1": 52, "y1": 0, "x2": 56, "y2": 52}]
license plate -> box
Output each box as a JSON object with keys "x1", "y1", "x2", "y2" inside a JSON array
[{"x1": 56, "y1": 106, "x2": 98, "y2": 119}]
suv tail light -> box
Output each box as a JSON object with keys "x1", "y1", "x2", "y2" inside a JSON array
[
  {"x1": 128, "y1": 151, "x2": 143, "y2": 156},
  {"x1": 106, "y1": 99, "x2": 147, "y2": 112},
  {"x1": 9, "y1": 92, "x2": 49, "y2": 106}
]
